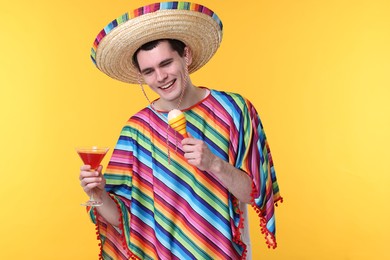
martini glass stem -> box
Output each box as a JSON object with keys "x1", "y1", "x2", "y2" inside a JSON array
[{"x1": 82, "y1": 189, "x2": 102, "y2": 206}]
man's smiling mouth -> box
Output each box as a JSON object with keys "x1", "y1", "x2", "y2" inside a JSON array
[{"x1": 160, "y1": 79, "x2": 176, "y2": 90}]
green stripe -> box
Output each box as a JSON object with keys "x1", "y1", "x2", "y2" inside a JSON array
[{"x1": 187, "y1": 111, "x2": 229, "y2": 151}]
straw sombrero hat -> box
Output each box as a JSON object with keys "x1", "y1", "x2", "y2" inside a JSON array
[{"x1": 91, "y1": 2, "x2": 223, "y2": 84}]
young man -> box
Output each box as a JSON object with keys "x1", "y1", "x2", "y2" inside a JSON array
[{"x1": 80, "y1": 2, "x2": 282, "y2": 259}]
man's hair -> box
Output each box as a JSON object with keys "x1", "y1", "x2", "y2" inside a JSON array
[{"x1": 132, "y1": 39, "x2": 186, "y2": 70}]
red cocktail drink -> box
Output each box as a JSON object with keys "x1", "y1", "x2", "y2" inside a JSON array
[{"x1": 77, "y1": 150, "x2": 107, "y2": 169}]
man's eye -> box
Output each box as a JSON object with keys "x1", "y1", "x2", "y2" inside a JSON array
[{"x1": 161, "y1": 61, "x2": 172, "y2": 67}]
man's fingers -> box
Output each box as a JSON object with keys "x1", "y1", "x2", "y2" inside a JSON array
[
  {"x1": 79, "y1": 169, "x2": 99, "y2": 181},
  {"x1": 80, "y1": 165, "x2": 91, "y2": 171},
  {"x1": 80, "y1": 176, "x2": 102, "y2": 189}
]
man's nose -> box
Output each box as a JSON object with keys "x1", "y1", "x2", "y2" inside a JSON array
[{"x1": 156, "y1": 69, "x2": 168, "y2": 82}]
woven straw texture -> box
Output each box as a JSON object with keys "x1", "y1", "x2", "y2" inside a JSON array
[{"x1": 94, "y1": 6, "x2": 222, "y2": 84}]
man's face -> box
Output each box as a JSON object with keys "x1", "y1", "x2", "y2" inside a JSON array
[{"x1": 137, "y1": 41, "x2": 190, "y2": 107}]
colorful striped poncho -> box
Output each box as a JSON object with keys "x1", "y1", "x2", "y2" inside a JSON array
[{"x1": 89, "y1": 88, "x2": 282, "y2": 259}]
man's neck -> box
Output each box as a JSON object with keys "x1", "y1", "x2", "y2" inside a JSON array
[{"x1": 154, "y1": 85, "x2": 207, "y2": 111}]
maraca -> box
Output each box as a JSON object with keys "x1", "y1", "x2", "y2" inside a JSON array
[{"x1": 167, "y1": 109, "x2": 188, "y2": 137}]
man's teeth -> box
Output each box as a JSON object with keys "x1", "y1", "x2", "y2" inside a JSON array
[{"x1": 161, "y1": 81, "x2": 174, "y2": 89}]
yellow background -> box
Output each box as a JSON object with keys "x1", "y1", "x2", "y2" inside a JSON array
[{"x1": 1, "y1": 0, "x2": 389, "y2": 259}]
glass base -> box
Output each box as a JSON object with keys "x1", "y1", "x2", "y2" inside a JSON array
[{"x1": 81, "y1": 200, "x2": 103, "y2": 207}]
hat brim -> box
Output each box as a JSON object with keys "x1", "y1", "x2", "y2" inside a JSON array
[{"x1": 91, "y1": 2, "x2": 223, "y2": 84}]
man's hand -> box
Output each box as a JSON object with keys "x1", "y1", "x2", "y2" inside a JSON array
[
  {"x1": 181, "y1": 134, "x2": 252, "y2": 203},
  {"x1": 79, "y1": 165, "x2": 106, "y2": 199},
  {"x1": 78, "y1": 165, "x2": 120, "y2": 226},
  {"x1": 181, "y1": 134, "x2": 217, "y2": 171}
]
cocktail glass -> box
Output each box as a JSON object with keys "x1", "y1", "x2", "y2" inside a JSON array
[{"x1": 76, "y1": 146, "x2": 109, "y2": 207}]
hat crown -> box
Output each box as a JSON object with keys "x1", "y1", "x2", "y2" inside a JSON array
[{"x1": 91, "y1": 2, "x2": 223, "y2": 84}]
